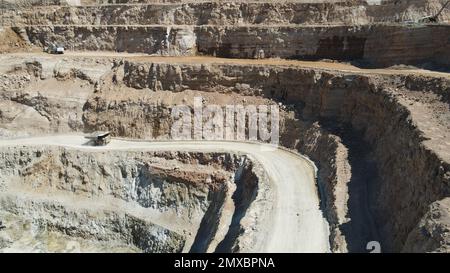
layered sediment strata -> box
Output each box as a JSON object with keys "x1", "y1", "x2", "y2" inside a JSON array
[
  {"x1": 1, "y1": 0, "x2": 450, "y2": 253},
  {"x1": 0, "y1": 144, "x2": 268, "y2": 252},
  {"x1": 117, "y1": 59, "x2": 450, "y2": 252},
  {"x1": 8, "y1": 0, "x2": 450, "y2": 26},
  {"x1": 20, "y1": 24, "x2": 450, "y2": 68},
  {"x1": 1, "y1": 55, "x2": 449, "y2": 252}
]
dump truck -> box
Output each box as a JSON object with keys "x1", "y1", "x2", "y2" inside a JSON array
[{"x1": 85, "y1": 131, "x2": 111, "y2": 146}]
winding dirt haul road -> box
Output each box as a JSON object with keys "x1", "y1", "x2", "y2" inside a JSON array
[{"x1": 0, "y1": 135, "x2": 330, "y2": 253}]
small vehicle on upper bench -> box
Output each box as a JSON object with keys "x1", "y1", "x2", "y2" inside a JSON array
[{"x1": 44, "y1": 43, "x2": 65, "y2": 54}]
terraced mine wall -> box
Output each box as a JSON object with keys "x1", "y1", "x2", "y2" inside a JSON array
[
  {"x1": 113, "y1": 61, "x2": 450, "y2": 252},
  {"x1": 0, "y1": 145, "x2": 268, "y2": 252},
  {"x1": 0, "y1": 1, "x2": 450, "y2": 252},
  {"x1": 2, "y1": 54, "x2": 450, "y2": 252},
  {"x1": 14, "y1": 0, "x2": 450, "y2": 26},
  {"x1": 22, "y1": 24, "x2": 450, "y2": 68},
  {"x1": 4, "y1": 0, "x2": 450, "y2": 68}
]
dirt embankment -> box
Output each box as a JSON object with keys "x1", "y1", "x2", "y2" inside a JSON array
[{"x1": 0, "y1": 28, "x2": 30, "y2": 53}]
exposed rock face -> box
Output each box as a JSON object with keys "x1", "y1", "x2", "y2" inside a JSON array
[
  {"x1": 3, "y1": 0, "x2": 449, "y2": 68},
  {"x1": 11, "y1": 0, "x2": 450, "y2": 26},
  {"x1": 0, "y1": 144, "x2": 268, "y2": 252},
  {"x1": 1, "y1": 0, "x2": 450, "y2": 253},
  {"x1": 21, "y1": 24, "x2": 450, "y2": 68},
  {"x1": 23, "y1": 25, "x2": 199, "y2": 56},
  {"x1": 0, "y1": 200, "x2": 185, "y2": 253},
  {"x1": 2, "y1": 55, "x2": 449, "y2": 252},
  {"x1": 0, "y1": 56, "x2": 112, "y2": 137},
  {"x1": 403, "y1": 197, "x2": 450, "y2": 253},
  {"x1": 96, "y1": 60, "x2": 450, "y2": 252}
]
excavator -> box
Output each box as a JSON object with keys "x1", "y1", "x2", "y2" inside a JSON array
[{"x1": 417, "y1": 0, "x2": 449, "y2": 23}]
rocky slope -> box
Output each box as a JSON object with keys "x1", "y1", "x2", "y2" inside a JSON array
[
  {"x1": 1, "y1": 0, "x2": 450, "y2": 253},
  {"x1": 3, "y1": 0, "x2": 449, "y2": 68},
  {"x1": 0, "y1": 143, "x2": 268, "y2": 252},
  {"x1": 17, "y1": 23, "x2": 449, "y2": 69},
  {"x1": 118, "y1": 59, "x2": 450, "y2": 252},
  {"x1": 403, "y1": 197, "x2": 450, "y2": 252},
  {"x1": 8, "y1": 1, "x2": 450, "y2": 26},
  {"x1": 1, "y1": 55, "x2": 449, "y2": 252}
]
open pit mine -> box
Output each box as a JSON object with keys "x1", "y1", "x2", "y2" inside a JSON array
[{"x1": 0, "y1": 0, "x2": 449, "y2": 254}]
